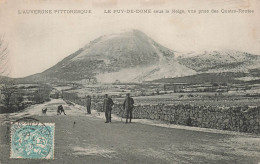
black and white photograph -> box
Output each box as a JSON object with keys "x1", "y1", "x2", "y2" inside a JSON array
[{"x1": 0, "y1": 0, "x2": 260, "y2": 163}]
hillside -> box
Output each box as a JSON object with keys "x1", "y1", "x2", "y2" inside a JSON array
[
  {"x1": 177, "y1": 50, "x2": 260, "y2": 72},
  {"x1": 21, "y1": 30, "x2": 195, "y2": 83},
  {"x1": 18, "y1": 30, "x2": 260, "y2": 84}
]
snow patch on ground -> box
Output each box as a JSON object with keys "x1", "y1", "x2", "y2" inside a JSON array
[
  {"x1": 95, "y1": 65, "x2": 157, "y2": 83},
  {"x1": 236, "y1": 76, "x2": 260, "y2": 81},
  {"x1": 73, "y1": 146, "x2": 117, "y2": 158},
  {"x1": 96, "y1": 59, "x2": 196, "y2": 83}
]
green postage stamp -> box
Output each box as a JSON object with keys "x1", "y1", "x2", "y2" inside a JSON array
[{"x1": 10, "y1": 117, "x2": 55, "y2": 159}]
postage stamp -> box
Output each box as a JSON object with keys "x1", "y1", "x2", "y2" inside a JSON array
[{"x1": 10, "y1": 117, "x2": 55, "y2": 159}]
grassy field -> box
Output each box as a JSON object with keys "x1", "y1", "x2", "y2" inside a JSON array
[
  {"x1": 111, "y1": 92, "x2": 260, "y2": 106},
  {"x1": 55, "y1": 83, "x2": 260, "y2": 107}
]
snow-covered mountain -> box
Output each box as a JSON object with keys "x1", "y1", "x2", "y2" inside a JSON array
[
  {"x1": 177, "y1": 50, "x2": 260, "y2": 73},
  {"x1": 22, "y1": 30, "x2": 260, "y2": 83},
  {"x1": 24, "y1": 30, "x2": 196, "y2": 83}
]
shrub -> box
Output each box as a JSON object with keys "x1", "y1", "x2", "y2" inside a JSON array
[
  {"x1": 179, "y1": 95, "x2": 184, "y2": 98},
  {"x1": 188, "y1": 94, "x2": 194, "y2": 97}
]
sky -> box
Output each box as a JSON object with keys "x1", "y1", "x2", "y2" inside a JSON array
[{"x1": 0, "y1": 0, "x2": 259, "y2": 78}]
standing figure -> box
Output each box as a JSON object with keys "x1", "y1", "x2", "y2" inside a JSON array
[
  {"x1": 103, "y1": 94, "x2": 114, "y2": 123},
  {"x1": 123, "y1": 93, "x2": 134, "y2": 123},
  {"x1": 86, "y1": 95, "x2": 91, "y2": 114},
  {"x1": 57, "y1": 105, "x2": 66, "y2": 115}
]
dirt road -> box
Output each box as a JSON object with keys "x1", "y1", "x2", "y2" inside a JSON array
[{"x1": 0, "y1": 99, "x2": 260, "y2": 164}]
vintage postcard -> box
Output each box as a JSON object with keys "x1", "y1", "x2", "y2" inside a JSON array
[{"x1": 0, "y1": 0, "x2": 260, "y2": 163}]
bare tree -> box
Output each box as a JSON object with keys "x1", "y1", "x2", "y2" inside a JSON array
[
  {"x1": 0, "y1": 34, "x2": 9, "y2": 78},
  {"x1": 1, "y1": 84, "x2": 16, "y2": 109},
  {"x1": 0, "y1": 34, "x2": 12, "y2": 112}
]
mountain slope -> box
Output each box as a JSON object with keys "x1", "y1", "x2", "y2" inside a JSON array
[
  {"x1": 20, "y1": 30, "x2": 260, "y2": 84},
  {"x1": 177, "y1": 50, "x2": 260, "y2": 73},
  {"x1": 24, "y1": 30, "x2": 195, "y2": 83}
]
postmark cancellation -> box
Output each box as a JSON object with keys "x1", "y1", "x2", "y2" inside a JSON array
[{"x1": 10, "y1": 117, "x2": 55, "y2": 159}]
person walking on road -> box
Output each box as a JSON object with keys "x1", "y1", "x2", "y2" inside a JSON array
[
  {"x1": 103, "y1": 94, "x2": 114, "y2": 123},
  {"x1": 86, "y1": 95, "x2": 91, "y2": 114},
  {"x1": 123, "y1": 93, "x2": 134, "y2": 123}
]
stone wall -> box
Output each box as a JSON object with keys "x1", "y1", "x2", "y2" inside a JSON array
[
  {"x1": 63, "y1": 92, "x2": 260, "y2": 134},
  {"x1": 94, "y1": 102, "x2": 260, "y2": 134}
]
